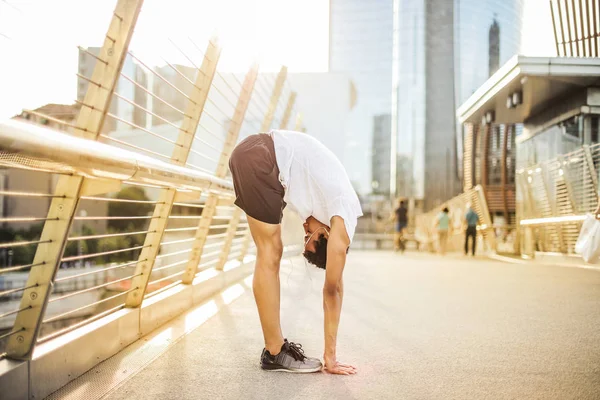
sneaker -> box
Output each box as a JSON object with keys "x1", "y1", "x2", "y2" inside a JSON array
[{"x1": 260, "y1": 339, "x2": 322, "y2": 373}]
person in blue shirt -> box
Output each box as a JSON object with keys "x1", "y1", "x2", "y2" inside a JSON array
[
  {"x1": 436, "y1": 207, "x2": 450, "y2": 255},
  {"x1": 464, "y1": 205, "x2": 479, "y2": 256}
]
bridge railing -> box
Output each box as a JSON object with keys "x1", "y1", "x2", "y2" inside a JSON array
[
  {"x1": 414, "y1": 142, "x2": 600, "y2": 258},
  {"x1": 517, "y1": 143, "x2": 600, "y2": 257},
  {"x1": 0, "y1": 1, "x2": 303, "y2": 398}
]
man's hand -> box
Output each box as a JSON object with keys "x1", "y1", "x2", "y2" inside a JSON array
[{"x1": 324, "y1": 355, "x2": 357, "y2": 375}]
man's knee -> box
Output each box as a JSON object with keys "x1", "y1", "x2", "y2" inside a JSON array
[{"x1": 256, "y1": 242, "x2": 283, "y2": 270}]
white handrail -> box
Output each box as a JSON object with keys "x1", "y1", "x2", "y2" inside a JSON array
[
  {"x1": 520, "y1": 215, "x2": 587, "y2": 226},
  {"x1": 0, "y1": 119, "x2": 233, "y2": 193}
]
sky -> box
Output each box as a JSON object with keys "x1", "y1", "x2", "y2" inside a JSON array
[{"x1": 0, "y1": 0, "x2": 554, "y2": 120}]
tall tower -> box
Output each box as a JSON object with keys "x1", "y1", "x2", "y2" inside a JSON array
[
  {"x1": 394, "y1": 0, "x2": 523, "y2": 211},
  {"x1": 489, "y1": 17, "x2": 500, "y2": 77},
  {"x1": 371, "y1": 114, "x2": 392, "y2": 194}
]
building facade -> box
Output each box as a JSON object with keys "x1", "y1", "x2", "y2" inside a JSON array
[
  {"x1": 329, "y1": 0, "x2": 394, "y2": 194},
  {"x1": 458, "y1": 55, "x2": 600, "y2": 255},
  {"x1": 393, "y1": 0, "x2": 523, "y2": 210},
  {"x1": 463, "y1": 122, "x2": 518, "y2": 227},
  {"x1": 371, "y1": 114, "x2": 392, "y2": 194}
]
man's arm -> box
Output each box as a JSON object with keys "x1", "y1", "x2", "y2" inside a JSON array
[
  {"x1": 323, "y1": 216, "x2": 357, "y2": 375},
  {"x1": 595, "y1": 198, "x2": 600, "y2": 220}
]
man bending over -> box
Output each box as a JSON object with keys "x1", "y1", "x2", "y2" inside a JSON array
[{"x1": 229, "y1": 130, "x2": 362, "y2": 375}]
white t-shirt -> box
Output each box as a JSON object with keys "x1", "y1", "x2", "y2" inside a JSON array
[{"x1": 270, "y1": 130, "x2": 363, "y2": 241}]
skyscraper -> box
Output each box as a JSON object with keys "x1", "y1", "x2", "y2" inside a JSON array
[
  {"x1": 329, "y1": 0, "x2": 394, "y2": 194},
  {"x1": 489, "y1": 18, "x2": 500, "y2": 77},
  {"x1": 393, "y1": 0, "x2": 523, "y2": 210},
  {"x1": 371, "y1": 114, "x2": 392, "y2": 194}
]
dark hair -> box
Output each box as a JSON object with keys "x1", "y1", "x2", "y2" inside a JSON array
[
  {"x1": 443, "y1": 207, "x2": 449, "y2": 213},
  {"x1": 400, "y1": 200, "x2": 405, "y2": 206},
  {"x1": 303, "y1": 234, "x2": 328, "y2": 269}
]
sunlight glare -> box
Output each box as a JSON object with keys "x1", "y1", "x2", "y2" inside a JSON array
[
  {"x1": 221, "y1": 284, "x2": 245, "y2": 304},
  {"x1": 147, "y1": 327, "x2": 173, "y2": 347},
  {"x1": 184, "y1": 300, "x2": 218, "y2": 331},
  {"x1": 223, "y1": 259, "x2": 242, "y2": 271},
  {"x1": 195, "y1": 267, "x2": 219, "y2": 283}
]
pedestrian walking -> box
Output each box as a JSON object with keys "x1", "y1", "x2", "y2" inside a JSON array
[
  {"x1": 437, "y1": 207, "x2": 450, "y2": 255},
  {"x1": 464, "y1": 204, "x2": 479, "y2": 256},
  {"x1": 394, "y1": 200, "x2": 408, "y2": 252}
]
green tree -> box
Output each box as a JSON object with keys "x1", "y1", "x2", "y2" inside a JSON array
[
  {"x1": 0, "y1": 226, "x2": 15, "y2": 243},
  {"x1": 12, "y1": 234, "x2": 35, "y2": 266},
  {"x1": 63, "y1": 237, "x2": 88, "y2": 258},
  {"x1": 81, "y1": 224, "x2": 99, "y2": 256},
  {"x1": 108, "y1": 187, "x2": 153, "y2": 232},
  {"x1": 1, "y1": 224, "x2": 43, "y2": 267},
  {"x1": 97, "y1": 230, "x2": 136, "y2": 263}
]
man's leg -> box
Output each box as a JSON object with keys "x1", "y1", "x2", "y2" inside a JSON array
[
  {"x1": 464, "y1": 231, "x2": 469, "y2": 255},
  {"x1": 440, "y1": 232, "x2": 447, "y2": 255},
  {"x1": 472, "y1": 230, "x2": 477, "y2": 255},
  {"x1": 398, "y1": 227, "x2": 405, "y2": 252},
  {"x1": 247, "y1": 215, "x2": 284, "y2": 355}
]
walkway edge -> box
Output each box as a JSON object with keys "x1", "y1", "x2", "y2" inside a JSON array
[
  {"x1": 34, "y1": 258, "x2": 256, "y2": 400},
  {"x1": 488, "y1": 253, "x2": 600, "y2": 272},
  {"x1": 0, "y1": 255, "x2": 263, "y2": 400}
]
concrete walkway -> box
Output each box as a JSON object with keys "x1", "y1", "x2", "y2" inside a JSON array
[{"x1": 68, "y1": 251, "x2": 600, "y2": 399}]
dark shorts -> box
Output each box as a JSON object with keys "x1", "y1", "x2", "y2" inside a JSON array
[
  {"x1": 396, "y1": 222, "x2": 407, "y2": 232},
  {"x1": 228, "y1": 133, "x2": 286, "y2": 224}
]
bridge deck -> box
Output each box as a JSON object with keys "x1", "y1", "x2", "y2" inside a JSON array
[{"x1": 49, "y1": 252, "x2": 600, "y2": 400}]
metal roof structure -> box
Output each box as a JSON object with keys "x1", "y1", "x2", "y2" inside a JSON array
[{"x1": 457, "y1": 55, "x2": 600, "y2": 125}]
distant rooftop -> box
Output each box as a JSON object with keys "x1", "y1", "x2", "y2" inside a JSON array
[
  {"x1": 13, "y1": 103, "x2": 80, "y2": 124},
  {"x1": 28, "y1": 103, "x2": 80, "y2": 118}
]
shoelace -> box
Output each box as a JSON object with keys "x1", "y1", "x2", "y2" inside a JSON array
[{"x1": 286, "y1": 340, "x2": 307, "y2": 362}]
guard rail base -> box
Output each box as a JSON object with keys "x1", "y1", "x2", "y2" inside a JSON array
[{"x1": 0, "y1": 250, "x2": 298, "y2": 400}]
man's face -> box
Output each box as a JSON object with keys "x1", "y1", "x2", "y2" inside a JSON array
[{"x1": 303, "y1": 217, "x2": 328, "y2": 253}]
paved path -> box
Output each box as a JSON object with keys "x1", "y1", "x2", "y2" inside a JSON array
[{"x1": 100, "y1": 251, "x2": 600, "y2": 399}]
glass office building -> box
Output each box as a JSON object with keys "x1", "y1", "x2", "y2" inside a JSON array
[
  {"x1": 329, "y1": 0, "x2": 394, "y2": 193},
  {"x1": 393, "y1": 0, "x2": 523, "y2": 210},
  {"x1": 455, "y1": 0, "x2": 523, "y2": 106}
]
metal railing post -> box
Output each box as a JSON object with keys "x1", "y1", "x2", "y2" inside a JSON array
[
  {"x1": 5, "y1": 0, "x2": 143, "y2": 360},
  {"x1": 125, "y1": 38, "x2": 221, "y2": 306},
  {"x1": 181, "y1": 65, "x2": 259, "y2": 283},
  {"x1": 280, "y1": 92, "x2": 297, "y2": 130},
  {"x1": 539, "y1": 163, "x2": 564, "y2": 251},
  {"x1": 473, "y1": 185, "x2": 497, "y2": 252},
  {"x1": 515, "y1": 172, "x2": 534, "y2": 256},
  {"x1": 215, "y1": 208, "x2": 243, "y2": 270},
  {"x1": 294, "y1": 112, "x2": 303, "y2": 131},
  {"x1": 583, "y1": 144, "x2": 598, "y2": 196},
  {"x1": 260, "y1": 67, "x2": 288, "y2": 132},
  {"x1": 556, "y1": 155, "x2": 579, "y2": 252},
  {"x1": 236, "y1": 67, "x2": 288, "y2": 262}
]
